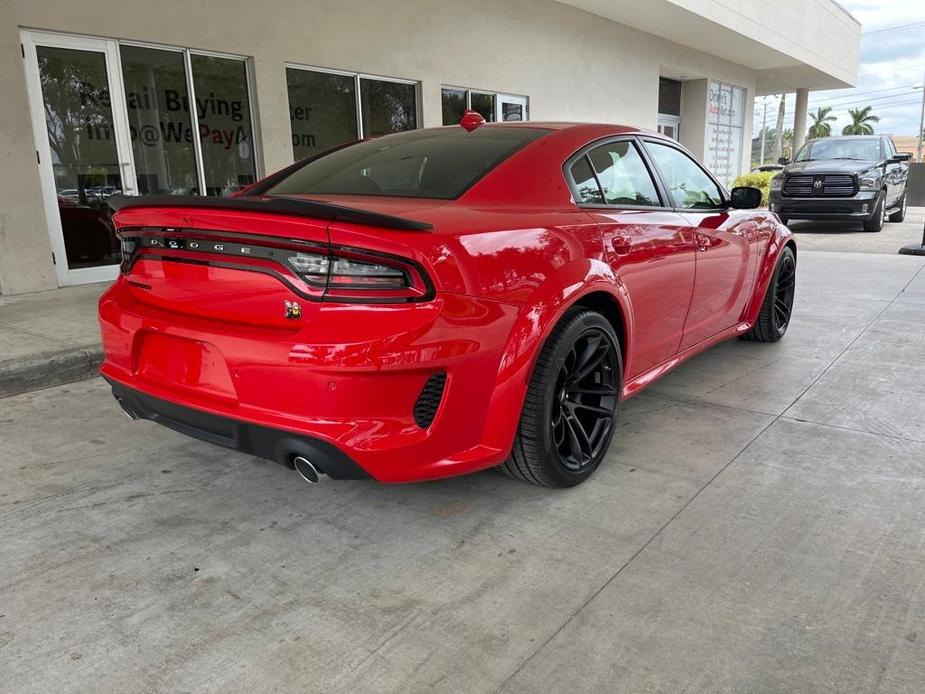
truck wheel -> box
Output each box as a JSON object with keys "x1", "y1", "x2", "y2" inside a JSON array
[
  {"x1": 863, "y1": 193, "x2": 885, "y2": 232},
  {"x1": 888, "y1": 194, "x2": 907, "y2": 223}
]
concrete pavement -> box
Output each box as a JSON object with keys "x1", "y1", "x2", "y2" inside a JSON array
[
  {"x1": 1, "y1": 250, "x2": 924, "y2": 693},
  {"x1": 788, "y1": 205, "x2": 925, "y2": 254}
]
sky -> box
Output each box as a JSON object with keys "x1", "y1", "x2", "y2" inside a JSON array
[{"x1": 752, "y1": 0, "x2": 925, "y2": 137}]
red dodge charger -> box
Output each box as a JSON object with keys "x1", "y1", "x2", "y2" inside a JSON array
[{"x1": 99, "y1": 116, "x2": 795, "y2": 487}]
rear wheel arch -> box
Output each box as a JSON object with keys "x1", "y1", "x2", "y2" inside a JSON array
[{"x1": 570, "y1": 290, "x2": 628, "y2": 375}]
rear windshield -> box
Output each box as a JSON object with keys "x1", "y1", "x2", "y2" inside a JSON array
[{"x1": 263, "y1": 126, "x2": 549, "y2": 200}]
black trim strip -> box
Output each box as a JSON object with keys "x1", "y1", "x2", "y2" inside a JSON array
[
  {"x1": 107, "y1": 194, "x2": 434, "y2": 231},
  {"x1": 106, "y1": 378, "x2": 371, "y2": 480}
]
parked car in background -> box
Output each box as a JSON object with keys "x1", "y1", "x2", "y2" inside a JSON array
[
  {"x1": 769, "y1": 135, "x2": 910, "y2": 231},
  {"x1": 751, "y1": 164, "x2": 784, "y2": 174},
  {"x1": 99, "y1": 117, "x2": 795, "y2": 488},
  {"x1": 57, "y1": 196, "x2": 117, "y2": 265}
]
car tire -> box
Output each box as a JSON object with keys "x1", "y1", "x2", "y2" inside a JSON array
[
  {"x1": 888, "y1": 193, "x2": 907, "y2": 223},
  {"x1": 498, "y1": 307, "x2": 622, "y2": 488},
  {"x1": 740, "y1": 245, "x2": 796, "y2": 343},
  {"x1": 863, "y1": 193, "x2": 885, "y2": 232}
]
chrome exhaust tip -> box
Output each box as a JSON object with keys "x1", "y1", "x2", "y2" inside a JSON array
[
  {"x1": 115, "y1": 397, "x2": 138, "y2": 420},
  {"x1": 292, "y1": 456, "x2": 320, "y2": 484}
]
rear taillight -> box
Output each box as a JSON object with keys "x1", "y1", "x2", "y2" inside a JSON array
[
  {"x1": 287, "y1": 247, "x2": 430, "y2": 302},
  {"x1": 117, "y1": 229, "x2": 433, "y2": 304},
  {"x1": 287, "y1": 253, "x2": 407, "y2": 289}
]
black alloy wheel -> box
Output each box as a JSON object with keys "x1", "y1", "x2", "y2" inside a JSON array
[
  {"x1": 771, "y1": 250, "x2": 796, "y2": 337},
  {"x1": 551, "y1": 328, "x2": 619, "y2": 471},
  {"x1": 741, "y1": 245, "x2": 796, "y2": 343},
  {"x1": 499, "y1": 308, "x2": 622, "y2": 487}
]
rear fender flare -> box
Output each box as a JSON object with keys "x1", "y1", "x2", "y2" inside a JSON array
[
  {"x1": 744, "y1": 223, "x2": 795, "y2": 325},
  {"x1": 478, "y1": 258, "x2": 631, "y2": 455}
]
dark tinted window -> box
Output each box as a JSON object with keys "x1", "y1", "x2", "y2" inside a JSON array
[
  {"x1": 571, "y1": 156, "x2": 604, "y2": 204},
  {"x1": 265, "y1": 126, "x2": 549, "y2": 199},
  {"x1": 586, "y1": 141, "x2": 660, "y2": 206},
  {"x1": 441, "y1": 87, "x2": 466, "y2": 126},
  {"x1": 359, "y1": 79, "x2": 417, "y2": 138},
  {"x1": 471, "y1": 92, "x2": 496, "y2": 122},
  {"x1": 658, "y1": 78, "x2": 682, "y2": 116},
  {"x1": 286, "y1": 68, "x2": 358, "y2": 160}
]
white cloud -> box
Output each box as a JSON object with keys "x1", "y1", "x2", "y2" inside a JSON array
[{"x1": 753, "y1": 0, "x2": 925, "y2": 136}]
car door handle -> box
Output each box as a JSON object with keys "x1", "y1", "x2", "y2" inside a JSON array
[{"x1": 612, "y1": 235, "x2": 631, "y2": 255}]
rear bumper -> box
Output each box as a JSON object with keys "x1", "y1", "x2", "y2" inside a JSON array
[
  {"x1": 107, "y1": 377, "x2": 370, "y2": 479},
  {"x1": 769, "y1": 190, "x2": 879, "y2": 220},
  {"x1": 99, "y1": 277, "x2": 522, "y2": 483}
]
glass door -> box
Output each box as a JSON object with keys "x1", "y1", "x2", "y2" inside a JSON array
[
  {"x1": 22, "y1": 32, "x2": 260, "y2": 286},
  {"x1": 497, "y1": 94, "x2": 528, "y2": 122},
  {"x1": 22, "y1": 32, "x2": 136, "y2": 285}
]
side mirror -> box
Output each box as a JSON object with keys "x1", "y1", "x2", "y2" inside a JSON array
[
  {"x1": 778, "y1": 157, "x2": 790, "y2": 166},
  {"x1": 730, "y1": 186, "x2": 763, "y2": 210},
  {"x1": 891, "y1": 152, "x2": 912, "y2": 163}
]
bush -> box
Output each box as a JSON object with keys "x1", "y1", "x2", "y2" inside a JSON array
[{"x1": 731, "y1": 171, "x2": 777, "y2": 206}]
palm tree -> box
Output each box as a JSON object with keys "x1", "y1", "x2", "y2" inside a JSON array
[
  {"x1": 808, "y1": 107, "x2": 837, "y2": 139},
  {"x1": 842, "y1": 106, "x2": 880, "y2": 136}
]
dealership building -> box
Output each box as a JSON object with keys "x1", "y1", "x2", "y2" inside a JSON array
[{"x1": 1, "y1": 0, "x2": 860, "y2": 295}]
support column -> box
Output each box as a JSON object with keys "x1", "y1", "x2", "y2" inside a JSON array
[{"x1": 792, "y1": 88, "x2": 809, "y2": 158}]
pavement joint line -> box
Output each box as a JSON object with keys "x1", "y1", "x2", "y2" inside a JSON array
[
  {"x1": 494, "y1": 261, "x2": 925, "y2": 692},
  {"x1": 782, "y1": 262, "x2": 925, "y2": 418},
  {"x1": 780, "y1": 415, "x2": 925, "y2": 446}
]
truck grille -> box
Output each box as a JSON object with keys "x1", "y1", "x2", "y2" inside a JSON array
[{"x1": 783, "y1": 174, "x2": 857, "y2": 197}]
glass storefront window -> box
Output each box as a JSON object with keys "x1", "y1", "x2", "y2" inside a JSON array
[
  {"x1": 441, "y1": 87, "x2": 466, "y2": 126},
  {"x1": 359, "y1": 77, "x2": 417, "y2": 138},
  {"x1": 442, "y1": 87, "x2": 518, "y2": 125},
  {"x1": 286, "y1": 68, "x2": 358, "y2": 161},
  {"x1": 120, "y1": 45, "x2": 198, "y2": 195},
  {"x1": 470, "y1": 92, "x2": 495, "y2": 122},
  {"x1": 190, "y1": 54, "x2": 257, "y2": 196}
]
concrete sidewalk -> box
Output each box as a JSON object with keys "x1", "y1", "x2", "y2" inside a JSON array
[{"x1": 0, "y1": 282, "x2": 109, "y2": 397}]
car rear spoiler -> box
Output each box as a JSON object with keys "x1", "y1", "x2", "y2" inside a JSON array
[{"x1": 106, "y1": 194, "x2": 433, "y2": 231}]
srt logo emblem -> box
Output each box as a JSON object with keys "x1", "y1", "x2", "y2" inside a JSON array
[
  {"x1": 284, "y1": 301, "x2": 302, "y2": 320},
  {"x1": 813, "y1": 178, "x2": 823, "y2": 189}
]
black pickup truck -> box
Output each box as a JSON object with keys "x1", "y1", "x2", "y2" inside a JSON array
[{"x1": 768, "y1": 135, "x2": 911, "y2": 232}]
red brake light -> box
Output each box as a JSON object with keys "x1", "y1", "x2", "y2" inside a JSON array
[{"x1": 286, "y1": 247, "x2": 432, "y2": 303}]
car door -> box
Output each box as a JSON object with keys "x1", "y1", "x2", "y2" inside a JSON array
[
  {"x1": 567, "y1": 138, "x2": 697, "y2": 379},
  {"x1": 640, "y1": 138, "x2": 758, "y2": 350}
]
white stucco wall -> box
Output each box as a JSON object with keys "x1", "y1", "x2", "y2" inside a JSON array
[{"x1": 1, "y1": 0, "x2": 764, "y2": 294}]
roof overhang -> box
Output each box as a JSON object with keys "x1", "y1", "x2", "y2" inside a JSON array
[{"x1": 557, "y1": 0, "x2": 860, "y2": 94}]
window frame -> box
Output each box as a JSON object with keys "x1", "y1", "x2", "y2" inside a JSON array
[
  {"x1": 563, "y1": 136, "x2": 670, "y2": 211},
  {"x1": 441, "y1": 85, "x2": 528, "y2": 125},
  {"x1": 120, "y1": 39, "x2": 263, "y2": 189},
  {"x1": 638, "y1": 136, "x2": 731, "y2": 211},
  {"x1": 286, "y1": 63, "x2": 421, "y2": 146}
]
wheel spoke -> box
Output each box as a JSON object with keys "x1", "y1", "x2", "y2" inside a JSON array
[
  {"x1": 572, "y1": 401, "x2": 614, "y2": 416},
  {"x1": 567, "y1": 384, "x2": 618, "y2": 397},
  {"x1": 570, "y1": 342, "x2": 610, "y2": 385},
  {"x1": 564, "y1": 412, "x2": 592, "y2": 459}
]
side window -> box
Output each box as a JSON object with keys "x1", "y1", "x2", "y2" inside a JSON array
[
  {"x1": 570, "y1": 156, "x2": 604, "y2": 204},
  {"x1": 586, "y1": 141, "x2": 660, "y2": 206},
  {"x1": 644, "y1": 141, "x2": 724, "y2": 209}
]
